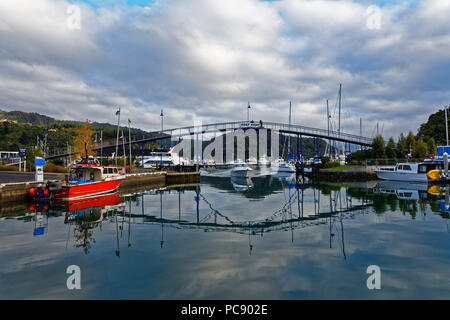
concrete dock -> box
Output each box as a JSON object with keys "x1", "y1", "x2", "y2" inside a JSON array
[{"x1": 0, "y1": 171, "x2": 200, "y2": 204}]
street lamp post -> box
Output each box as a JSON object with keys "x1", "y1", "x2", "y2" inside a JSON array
[{"x1": 247, "y1": 102, "x2": 251, "y2": 121}]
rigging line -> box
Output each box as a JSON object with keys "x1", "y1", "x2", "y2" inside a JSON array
[{"x1": 199, "y1": 194, "x2": 235, "y2": 224}]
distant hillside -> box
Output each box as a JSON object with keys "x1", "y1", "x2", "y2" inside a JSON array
[
  {"x1": 0, "y1": 109, "x2": 55, "y2": 126},
  {"x1": 0, "y1": 108, "x2": 150, "y2": 136},
  {"x1": 0, "y1": 108, "x2": 161, "y2": 154}
]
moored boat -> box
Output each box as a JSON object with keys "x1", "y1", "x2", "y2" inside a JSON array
[
  {"x1": 258, "y1": 156, "x2": 271, "y2": 167},
  {"x1": 51, "y1": 156, "x2": 125, "y2": 201},
  {"x1": 231, "y1": 161, "x2": 253, "y2": 178},
  {"x1": 271, "y1": 158, "x2": 296, "y2": 174},
  {"x1": 375, "y1": 162, "x2": 442, "y2": 182}
]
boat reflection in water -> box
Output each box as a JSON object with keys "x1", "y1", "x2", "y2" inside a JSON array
[
  {"x1": 375, "y1": 180, "x2": 431, "y2": 200},
  {"x1": 59, "y1": 192, "x2": 125, "y2": 255},
  {"x1": 4, "y1": 174, "x2": 450, "y2": 299},
  {"x1": 230, "y1": 176, "x2": 254, "y2": 192}
]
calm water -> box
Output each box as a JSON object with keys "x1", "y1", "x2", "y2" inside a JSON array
[{"x1": 1, "y1": 174, "x2": 450, "y2": 299}]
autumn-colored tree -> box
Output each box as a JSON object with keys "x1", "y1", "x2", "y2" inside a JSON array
[{"x1": 74, "y1": 120, "x2": 96, "y2": 157}]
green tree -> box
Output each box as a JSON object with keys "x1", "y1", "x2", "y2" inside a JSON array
[
  {"x1": 372, "y1": 135, "x2": 386, "y2": 159},
  {"x1": 427, "y1": 137, "x2": 437, "y2": 155},
  {"x1": 396, "y1": 133, "x2": 407, "y2": 158},
  {"x1": 406, "y1": 131, "x2": 416, "y2": 155},
  {"x1": 386, "y1": 137, "x2": 396, "y2": 159},
  {"x1": 412, "y1": 137, "x2": 428, "y2": 158}
]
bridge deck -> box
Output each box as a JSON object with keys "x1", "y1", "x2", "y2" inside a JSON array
[{"x1": 46, "y1": 120, "x2": 373, "y2": 159}]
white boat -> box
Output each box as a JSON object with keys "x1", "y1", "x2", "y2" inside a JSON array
[
  {"x1": 231, "y1": 176, "x2": 253, "y2": 191},
  {"x1": 247, "y1": 157, "x2": 257, "y2": 165},
  {"x1": 231, "y1": 162, "x2": 253, "y2": 178},
  {"x1": 141, "y1": 148, "x2": 188, "y2": 168},
  {"x1": 258, "y1": 156, "x2": 271, "y2": 167},
  {"x1": 271, "y1": 158, "x2": 296, "y2": 174},
  {"x1": 375, "y1": 180, "x2": 429, "y2": 200},
  {"x1": 375, "y1": 162, "x2": 442, "y2": 182}
]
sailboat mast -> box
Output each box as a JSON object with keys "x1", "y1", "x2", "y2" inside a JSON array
[
  {"x1": 288, "y1": 101, "x2": 292, "y2": 157},
  {"x1": 338, "y1": 83, "x2": 342, "y2": 136},
  {"x1": 327, "y1": 99, "x2": 330, "y2": 157}
]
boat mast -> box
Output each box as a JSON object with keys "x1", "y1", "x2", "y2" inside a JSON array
[
  {"x1": 288, "y1": 101, "x2": 292, "y2": 158},
  {"x1": 327, "y1": 99, "x2": 331, "y2": 157},
  {"x1": 338, "y1": 84, "x2": 341, "y2": 137},
  {"x1": 337, "y1": 84, "x2": 342, "y2": 156}
]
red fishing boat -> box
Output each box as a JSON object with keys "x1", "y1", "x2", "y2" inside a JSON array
[{"x1": 50, "y1": 156, "x2": 125, "y2": 201}]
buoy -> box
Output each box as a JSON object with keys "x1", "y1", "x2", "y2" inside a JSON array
[
  {"x1": 427, "y1": 185, "x2": 441, "y2": 196},
  {"x1": 29, "y1": 187, "x2": 37, "y2": 197},
  {"x1": 427, "y1": 170, "x2": 442, "y2": 181},
  {"x1": 43, "y1": 189, "x2": 49, "y2": 197},
  {"x1": 29, "y1": 203, "x2": 36, "y2": 211}
]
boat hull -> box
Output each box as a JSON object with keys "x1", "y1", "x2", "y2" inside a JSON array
[
  {"x1": 375, "y1": 170, "x2": 428, "y2": 182},
  {"x1": 271, "y1": 165, "x2": 295, "y2": 174},
  {"x1": 53, "y1": 178, "x2": 123, "y2": 201},
  {"x1": 231, "y1": 169, "x2": 251, "y2": 178}
]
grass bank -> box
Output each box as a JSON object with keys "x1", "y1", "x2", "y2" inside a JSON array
[{"x1": 323, "y1": 165, "x2": 363, "y2": 171}]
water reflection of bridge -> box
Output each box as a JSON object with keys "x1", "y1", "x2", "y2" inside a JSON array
[
  {"x1": 109, "y1": 178, "x2": 372, "y2": 235},
  {"x1": 105, "y1": 182, "x2": 372, "y2": 258}
]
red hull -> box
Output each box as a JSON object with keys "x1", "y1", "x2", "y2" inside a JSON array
[
  {"x1": 54, "y1": 192, "x2": 123, "y2": 211},
  {"x1": 53, "y1": 178, "x2": 122, "y2": 200}
]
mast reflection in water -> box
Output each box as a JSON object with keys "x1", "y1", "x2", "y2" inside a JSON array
[{"x1": 1, "y1": 176, "x2": 450, "y2": 299}]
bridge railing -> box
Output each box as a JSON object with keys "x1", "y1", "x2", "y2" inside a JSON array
[
  {"x1": 263, "y1": 121, "x2": 373, "y2": 145},
  {"x1": 46, "y1": 120, "x2": 374, "y2": 159}
]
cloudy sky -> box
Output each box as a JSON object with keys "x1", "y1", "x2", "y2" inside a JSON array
[{"x1": 0, "y1": 0, "x2": 449, "y2": 138}]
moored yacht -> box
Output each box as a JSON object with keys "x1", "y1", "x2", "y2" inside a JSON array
[
  {"x1": 375, "y1": 162, "x2": 442, "y2": 182},
  {"x1": 258, "y1": 156, "x2": 271, "y2": 167},
  {"x1": 271, "y1": 158, "x2": 296, "y2": 174},
  {"x1": 140, "y1": 148, "x2": 188, "y2": 168},
  {"x1": 231, "y1": 161, "x2": 253, "y2": 178}
]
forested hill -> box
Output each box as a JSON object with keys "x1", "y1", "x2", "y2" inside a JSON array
[
  {"x1": 418, "y1": 108, "x2": 450, "y2": 145},
  {"x1": 0, "y1": 109, "x2": 55, "y2": 126},
  {"x1": 0, "y1": 108, "x2": 147, "y2": 133},
  {"x1": 0, "y1": 108, "x2": 155, "y2": 152}
]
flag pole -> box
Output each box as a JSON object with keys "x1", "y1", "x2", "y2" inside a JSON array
[{"x1": 115, "y1": 108, "x2": 121, "y2": 167}]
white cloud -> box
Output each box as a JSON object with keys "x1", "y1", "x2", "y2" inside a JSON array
[{"x1": 0, "y1": 0, "x2": 449, "y2": 139}]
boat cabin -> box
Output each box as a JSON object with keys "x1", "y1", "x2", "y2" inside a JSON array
[
  {"x1": 68, "y1": 165, "x2": 120, "y2": 185},
  {"x1": 397, "y1": 163, "x2": 441, "y2": 173}
]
